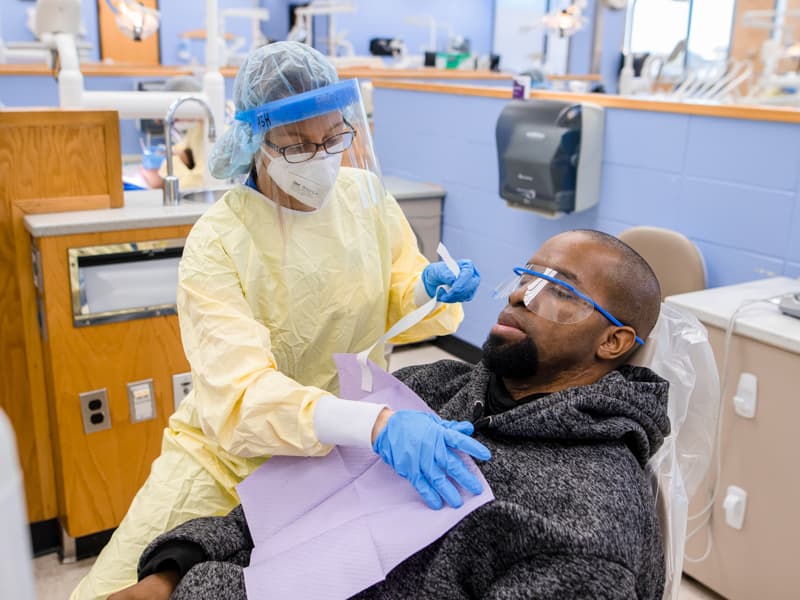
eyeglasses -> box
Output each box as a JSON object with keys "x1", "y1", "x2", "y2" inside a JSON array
[
  {"x1": 493, "y1": 265, "x2": 645, "y2": 345},
  {"x1": 263, "y1": 119, "x2": 357, "y2": 164}
]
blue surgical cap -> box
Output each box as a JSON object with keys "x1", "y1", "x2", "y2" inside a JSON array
[{"x1": 209, "y1": 41, "x2": 338, "y2": 179}]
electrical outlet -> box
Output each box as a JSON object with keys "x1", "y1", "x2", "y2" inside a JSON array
[
  {"x1": 127, "y1": 379, "x2": 156, "y2": 423},
  {"x1": 172, "y1": 372, "x2": 193, "y2": 412},
  {"x1": 79, "y1": 388, "x2": 111, "y2": 434}
]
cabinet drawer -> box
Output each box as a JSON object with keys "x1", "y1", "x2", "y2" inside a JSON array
[
  {"x1": 397, "y1": 197, "x2": 442, "y2": 219},
  {"x1": 407, "y1": 217, "x2": 441, "y2": 263}
]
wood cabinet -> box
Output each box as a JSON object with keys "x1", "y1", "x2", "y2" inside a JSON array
[
  {"x1": 0, "y1": 110, "x2": 122, "y2": 525},
  {"x1": 32, "y1": 224, "x2": 193, "y2": 538}
]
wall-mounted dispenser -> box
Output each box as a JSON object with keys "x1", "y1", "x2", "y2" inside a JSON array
[{"x1": 496, "y1": 99, "x2": 604, "y2": 218}]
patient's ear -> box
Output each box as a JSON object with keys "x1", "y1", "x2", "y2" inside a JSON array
[{"x1": 596, "y1": 327, "x2": 638, "y2": 361}]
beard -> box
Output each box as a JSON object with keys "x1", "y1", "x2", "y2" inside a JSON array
[{"x1": 481, "y1": 332, "x2": 539, "y2": 378}]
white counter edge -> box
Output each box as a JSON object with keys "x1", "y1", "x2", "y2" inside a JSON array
[{"x1": 24, "y1": 177, "x2": 446, "y2": 237}]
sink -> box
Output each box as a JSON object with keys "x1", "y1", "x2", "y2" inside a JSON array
[{"x1": 180, "y1": 188, "x2": 229, "y2": 204}]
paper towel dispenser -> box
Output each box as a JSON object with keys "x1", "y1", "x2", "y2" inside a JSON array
[{"x1": 496, "y1": 99, "x2": 604, "y2": 217}]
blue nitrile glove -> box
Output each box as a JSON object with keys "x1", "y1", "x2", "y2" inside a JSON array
[
  {"x1": 373, "y1": 410, "x2": 491, "y2": 510},
  {"x1": 141, "y1": 145, "x2": 166, "y2": 170},
  {"x1": 422, "y1": 259, "x2": 480, "y2": 303}
]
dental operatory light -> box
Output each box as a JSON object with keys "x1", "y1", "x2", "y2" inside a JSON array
[
  {"x1": 105, "y1": 0, "x2": 159, "y2": 42},
  {"x1": 541, "y1": 2, "x2": 587, "y2": 38}
]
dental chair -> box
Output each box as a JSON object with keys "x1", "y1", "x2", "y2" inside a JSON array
[
  {"x1": 630, "y1": 304, "x2": 720, "y2": 600},
  {"x1": 0, "y1": 409, "x2": 36, "y2": 599},
  {"x1": 619, "y1": 226, "x2": 706, "y2": 299}
]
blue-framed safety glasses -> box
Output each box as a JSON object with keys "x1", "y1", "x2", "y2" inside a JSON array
[{"x1": 493, "y1": 265, "x2": 645, "y2": 345}]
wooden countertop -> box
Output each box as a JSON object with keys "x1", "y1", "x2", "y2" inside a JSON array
[
  {"x1": 0, "y1": 63, "x2": 600, "y2": 82},
  {"x1": 371, "y1": 79, "x2": 800, "y2": 124},
  {"x1": 338, "y1": 68, "x2": 599, "y2": 81},
  {"x1": 0, "y1": 62, "x2": 210, "y2": 77}
]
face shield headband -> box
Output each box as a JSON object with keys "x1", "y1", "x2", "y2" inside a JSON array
[{"x1": 235, "y1": 79, "x2": 361, "y2": 135}]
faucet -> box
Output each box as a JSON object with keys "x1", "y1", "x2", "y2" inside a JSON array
[{"x1": 163, "y1": 96, "x2": 217, "y2": 206}]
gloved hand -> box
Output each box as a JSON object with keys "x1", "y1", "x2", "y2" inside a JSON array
[
  {"x1": 372, "y1": 410, "x2": 491, "y2": 509},
  {"x1": 422, "y1": 259, "x2": 480, "y2": 303},
  {"x1": 141, "y1": 144, "x2": 166, "y2": 170}
]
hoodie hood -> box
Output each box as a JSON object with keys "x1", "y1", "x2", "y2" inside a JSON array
[{"x1": 445, "y1": 363, "x2": 670, "y2": 467}]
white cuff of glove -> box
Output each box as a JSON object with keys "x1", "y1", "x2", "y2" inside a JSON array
[
  {"x1": 414, "y1": 277, "x2": 433, "y2": 306},
  {"x1": 313, "y1": 396, "x2": 387, "y2": 449}
]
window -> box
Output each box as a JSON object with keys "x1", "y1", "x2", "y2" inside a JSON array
[
  {"x1": 625, "y1": 0, "x2": 736, "y2": 70},
  {"x1": 686, "y1": 0, "x2": 737, "y2": 68}
]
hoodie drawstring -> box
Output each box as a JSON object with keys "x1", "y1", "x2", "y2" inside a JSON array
[{"x1": 471, "y1": 400, "x2": 492, "y2": 430}]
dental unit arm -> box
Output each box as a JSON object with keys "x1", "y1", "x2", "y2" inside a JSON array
[{"x1": 33, "y1": 0, "x2": 225, "y2": 148}]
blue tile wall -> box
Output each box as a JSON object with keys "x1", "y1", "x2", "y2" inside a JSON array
[
  {"x1": 599, "y1": 8, "x2": 626, "y2": 94},
  {"x1": 603, "y1": 110, "x2": 689, "y2": 172},
  {"x1": 597, "y1": 165, "x2": 682, "y2": 227},
  {"x1": 787, "y1": 194, "x2": 800, "y2": 263},
  {"x1": 0, "y1": 76, "x2": 59, "y2": 107},
  {"x1": 331, "y1": 0, "x2": 494, "y2": 57},
  {"x1": 785, "y1": 262, "x2": 800, "y2": 279},
  {"x1": 692, "y1": 241, "x2": 785, "y2": 287},
  {"x1": 373, "y1": 86, "x2": 800, "y2": 346},
  {"x1": 684, "y1": 117, "x2": 800, "y2": 191},
  {"x1": 567, "y1": 0, "x2": 595, "y2": 75},
  {"x1": 439, "y1": 224, "x2": 525, "y2": 347},
  {"x1": 675, "y1": 178, "x2": 794, "y2": 257}
]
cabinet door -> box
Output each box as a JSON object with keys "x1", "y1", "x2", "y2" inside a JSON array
[
  {"x1": 397, "y1": 198, "x2": 442, "y2": 263},
  {"x1": 684, "y1": 325, "x2": 800, "y2": 599}
]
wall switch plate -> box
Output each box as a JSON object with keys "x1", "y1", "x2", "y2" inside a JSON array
[
  {"x1": 172, "y1": 372, "x2": 193, "y2": 412},
  {"x1": 733, "y1": 372, "x2": 757, "y2": 419},
  {"x1": 79, "y1": 388, "x2": 111, "y2": 434},
  {"x1": 723, "y1": 485, "x2": 748, "y2": 530},
  {"x1": 127, "y1": 378, "x2": 156, "y2": 423}
]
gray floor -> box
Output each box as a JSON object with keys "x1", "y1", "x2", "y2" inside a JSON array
[{"x1": 34, "y1": 344, "x2": 724, "y2": 600}]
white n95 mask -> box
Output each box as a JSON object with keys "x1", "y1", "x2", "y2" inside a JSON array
[{"x1": 266, "y1": 152, "x2": 342, "y2": 211}]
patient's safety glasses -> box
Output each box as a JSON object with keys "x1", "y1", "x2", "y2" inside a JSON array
[{"x1": 492, "y1": 265, "x2": 645, "y2": 345}]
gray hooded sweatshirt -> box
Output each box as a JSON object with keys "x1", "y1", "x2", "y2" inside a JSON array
[{"x1": 139, "y1": 361, "x2": 670, "y2": 600}]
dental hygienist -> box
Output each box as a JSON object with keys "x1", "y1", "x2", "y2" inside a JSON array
[{"x1": 72, "y1": 41, "x2": 487, "y2": 600}]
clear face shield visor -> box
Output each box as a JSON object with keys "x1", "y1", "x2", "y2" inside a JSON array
[
  {"x1": 493, "y1": 265, "x2": 645, "y2": 345},
  {"x1": 235, "y1": 79, "x2": 383, "y2": 208}
]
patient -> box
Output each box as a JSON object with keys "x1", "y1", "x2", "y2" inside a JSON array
[
  {"x1": 110, "y1": 229, "x2": 669, "y2": 599},
  {"x1": 139, "y1": 75, "x2": 208, "y2": 191}
]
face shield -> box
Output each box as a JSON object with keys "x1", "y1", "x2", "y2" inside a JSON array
[
  {"x1": 493, "y1": 265, "x2": 645, "y2": 345},
  {"x1": 235, "y1": 79, "x2": 383, "y2": 210}
]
